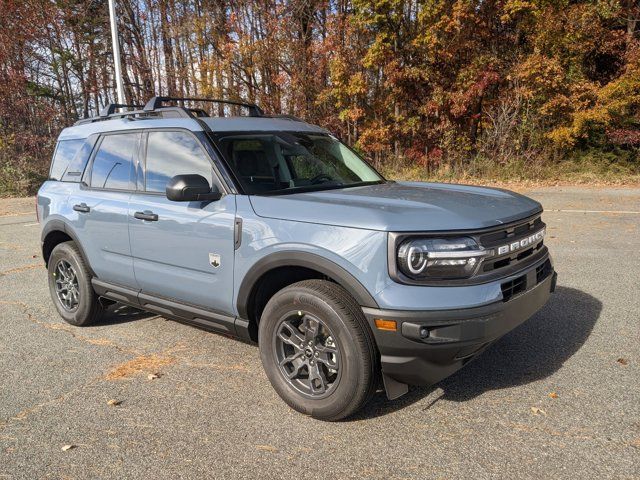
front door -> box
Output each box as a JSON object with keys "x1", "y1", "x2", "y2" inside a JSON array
[{"x1": 128, "y1": 130, "x2": 236, "y2": 316}]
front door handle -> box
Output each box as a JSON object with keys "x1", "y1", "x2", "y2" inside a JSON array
[
  {"x1": 73, "y1": 203, "x2": 90, "y2": 213},
  {"x1": 134, "y1": 211, "x2": 159, "y2": 222}
]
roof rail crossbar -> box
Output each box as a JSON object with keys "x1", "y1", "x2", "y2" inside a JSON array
[
  {"x1": 73, "y1": 106, "x2": 195, "y2": 126},
  {"x1": 99, "y1": 103, "x2": 143, "y2": 117},
  {"x1": 144, "y1": 96, "x2": 264, "y2": 117}
]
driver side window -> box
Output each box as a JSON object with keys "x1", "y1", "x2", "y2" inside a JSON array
[{"x1": 145, "y1": 131, "x2": 214, "y2": 193}]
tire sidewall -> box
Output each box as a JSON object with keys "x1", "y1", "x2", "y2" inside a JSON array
[
  {"x1": 259, "y1": 286, "x2": 368, "y2": 419},
  {"x1": 47, "y1": 242, "x2": 96, "y2": 326}
]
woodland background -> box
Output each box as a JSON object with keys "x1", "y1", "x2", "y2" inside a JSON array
[{"x1": 1, "y1": 0, "x2": 640, "y2": 195}]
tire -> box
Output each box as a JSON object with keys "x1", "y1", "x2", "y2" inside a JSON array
[
  {"x1": 258, "y1": 279, "x2": 379, "y2": 421},
  {"x1": 47, "y1": 241, "x2": 103, "y2": 326}
]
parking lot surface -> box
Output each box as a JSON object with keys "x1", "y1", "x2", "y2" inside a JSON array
[{"x1": 0, "y1": 187, "x2": 638, "y2": 479}]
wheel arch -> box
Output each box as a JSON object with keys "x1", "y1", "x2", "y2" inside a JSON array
[
  {"x1": 236, "y1": 251, "x2": 379, "y2": 340},
  {"x1": 41, "y1": 219, "x2": 95, "y2": 276}
]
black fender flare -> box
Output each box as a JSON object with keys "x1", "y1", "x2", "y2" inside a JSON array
[
  {"x1": 236, "y1": 251, "x2": 379, "y2": 319},
  {"x1": 41, "y1": 219, "x2": 95, "y2": 276}
]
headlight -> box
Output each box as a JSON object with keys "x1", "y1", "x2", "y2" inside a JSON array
[{"x1": 397, "y1": 237, "x2": 488, "y2": 279}]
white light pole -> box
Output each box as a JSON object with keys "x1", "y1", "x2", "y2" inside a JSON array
[{"x1": 108, "y1": 0, "x2": 125, "y2": 104}]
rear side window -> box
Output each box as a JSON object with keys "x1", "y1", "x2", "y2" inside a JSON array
[
  {"x1": 49, "y1": 140, "x2": 84, "y2": 181},
  {"x1": 62, "y1": 136, "x2": 98, "y2": 182},
  {"x1": 144, "y1": 131, "x2": 213, "y2": 193},
  {"x1": 90, "y1": 133, "x2": 140, "y2": 190}
]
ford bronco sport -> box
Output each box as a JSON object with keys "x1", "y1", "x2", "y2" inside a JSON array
[{"x1": 37, "y1": 96, "x2": 556, "y2": 420}]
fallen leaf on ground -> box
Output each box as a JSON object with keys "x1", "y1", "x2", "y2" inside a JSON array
[
  {"x1": 531, "y1": 407, "x2": 547, "y2": 416},
  {"x1": 147, "y1": 373, "x2": 160, "y2": 380},
  {"x1": 617, "y1": 358, "x2": 629, "y2": 366},
  {"x1": 106, "y1": 399, "x2": 121, "y2": 406},
  {"x1": 548, "y1": 392, "x2": 559, "y2": 399},
  {"x1": 256, "y1": 445, "x2": 278, "y2": 452},
  {"x1": 61, "y1": 445, "x2": 75, "y2": 451}
]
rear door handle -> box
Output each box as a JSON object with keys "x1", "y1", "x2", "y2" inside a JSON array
[
  {"x1": 134, "y1": 211, "x2": 158, "y2": 222},
  {"x1": 73, "y1": 203, "x2": 90, "y2": 213}
]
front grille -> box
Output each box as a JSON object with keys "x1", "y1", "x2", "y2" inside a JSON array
[
  {"x1": 482, "y1": 242, "x2": 544, "y2": 272},
  {"x1": 480, "y1": 215, "x2": 546, "y2": 275},
  {"x1": 478, "y1": 216, "x2": 544, "y2": 246},
  {"x1": 501, "y1": 274, "x2": 527, "y2": 302}
]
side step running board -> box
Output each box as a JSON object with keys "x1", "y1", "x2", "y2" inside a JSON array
[{"x1": 91, "y1": 278, "x2": 252, "y2": 342}]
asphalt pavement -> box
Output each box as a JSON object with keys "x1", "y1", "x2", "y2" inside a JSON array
[{"x1": 0, "y1": 187, "x2": 638, "y2": 479}]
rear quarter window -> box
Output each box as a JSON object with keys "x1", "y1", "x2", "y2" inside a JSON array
[
  {"x1": 49, "y1": 139, "x2": 84, "y2": 181},
  {"x1": 49, "y1": 136, "x2": 98, "y2": 182}
]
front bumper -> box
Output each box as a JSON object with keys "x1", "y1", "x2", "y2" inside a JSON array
[{"x1": 363, "y1": 265, "x2": 557, "y2": 396}]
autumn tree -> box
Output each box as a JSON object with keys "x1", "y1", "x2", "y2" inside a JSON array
[{"x1": 0, "y1": 0, "x2": 638, "y2": 194}]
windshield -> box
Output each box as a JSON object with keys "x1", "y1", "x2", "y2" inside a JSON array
[{"x1": 212, "y1": 132, "x2": 384, "y2": 194}]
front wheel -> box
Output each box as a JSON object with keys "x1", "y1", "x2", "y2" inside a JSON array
[
  {"x1": 258, "y1": 280, "x2": 379, "y2": 421},
  {"x1": 47, "y1": 241, "x2": 103, "y2": 326}
]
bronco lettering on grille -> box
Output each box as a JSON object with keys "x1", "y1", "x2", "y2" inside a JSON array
[{"x1": 495, "y1": 228, "x2": 545, "y2": 256}]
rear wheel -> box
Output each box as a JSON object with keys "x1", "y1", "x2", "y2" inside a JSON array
[
  {"x1": 258, "y1": 279, "x2": 378, "y2": 421},
  {"x1": 47, "y1": 241, "x2": 103, "y2": 326}
]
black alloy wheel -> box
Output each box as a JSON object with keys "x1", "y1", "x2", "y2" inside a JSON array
[
  {"x1": 259, "y1": 279, "x2": 379, "y2": 421},
  {"x1": 273, "y1": 312, "x2": 342, "y2": 399}
]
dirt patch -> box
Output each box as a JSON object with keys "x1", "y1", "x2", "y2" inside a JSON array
[{"x1": 105, "y1": 353, "x2": 176, "y2": 380}]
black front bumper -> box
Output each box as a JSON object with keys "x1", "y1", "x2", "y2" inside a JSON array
[{"x1": 363, "y1": 268, "x2": 557, "y2": 394}]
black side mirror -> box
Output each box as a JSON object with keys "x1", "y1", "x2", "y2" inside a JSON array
[{"x1": 166, "y1": 174, "x2": 222, "y2": 202}]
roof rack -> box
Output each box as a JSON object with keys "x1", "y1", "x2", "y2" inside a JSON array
[
  {"x1": 74, "y1": 105, "x2": 202, "y2": 126},
  {"x1": 73, "y1": 96, "x2": 265, "y2": 126},
  {"x1": 143, "y1": 96, "x2": 264, "y2": 117},
  {"x1": 99, "y1": 103, "x2": 143, "y2": 117}
]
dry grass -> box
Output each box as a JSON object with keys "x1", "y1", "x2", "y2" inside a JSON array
[
  {"x1": 105, "y1": 353, "x2": 176, "y2": 380},
  {"x1": 381, "y1": 153, "x2": 640, "y2": 188}
]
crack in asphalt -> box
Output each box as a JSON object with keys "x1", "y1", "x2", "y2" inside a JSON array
[
  {"x1": 0, "y1": 264, "x2": 41, "y2": 276},
  {"x1": 0, "y1": 300, "x2": 138, "y2": 356}
]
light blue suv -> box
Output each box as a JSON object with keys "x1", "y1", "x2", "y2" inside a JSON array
[{"x1": 37, "y1": 97, "x2": 556, "y2": 420}]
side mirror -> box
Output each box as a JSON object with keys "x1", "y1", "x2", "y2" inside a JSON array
[{"x1": 166, "y1": 174, "x2": 222, "y2": 202}]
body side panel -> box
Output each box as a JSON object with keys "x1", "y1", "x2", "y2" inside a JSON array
[
  {"x1": 232, "y1": 196, "x2": 389, "y2": 316},
  {"x1": 38, "y1": 181, "x2": 73, "y2": 228},
  {"x1": 38, "y1": 182, "x2": 136, "y2": 287},
  {"x1": 68, "y1": 186, "x2": 136, "y2": 287},
  {"x1": 128, "y1": 193, "x2": 237, "y2": 315}
]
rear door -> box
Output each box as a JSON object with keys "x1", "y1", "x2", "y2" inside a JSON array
[
  {"x1": 128, "y1": 129, "x2": 236, "y2": 315},
  {"x1": 67, "y1": 132, "x2": 141, "y2": 287}
]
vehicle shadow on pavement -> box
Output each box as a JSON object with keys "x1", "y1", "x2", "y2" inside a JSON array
[
  {"x1": 88, "y1": 304, "x2": 159, "y2": 326},
  {"x1": 354, "y1": 286, "x2": 602, "y2": 419}
]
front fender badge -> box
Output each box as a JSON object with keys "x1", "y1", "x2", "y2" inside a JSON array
[{"x1": 209, "y1": 253, "x2": 221, "y2": 268}]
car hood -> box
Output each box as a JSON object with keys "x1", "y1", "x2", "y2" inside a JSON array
[{"x1": 248, "y1": 181, "x2": 542, "y2": 232}]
